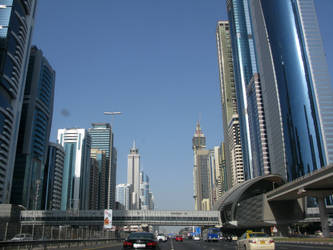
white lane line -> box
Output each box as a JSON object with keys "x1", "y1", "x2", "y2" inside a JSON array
[{"x1": 170, "y1": 238, "x2": 174, "y2": 250}]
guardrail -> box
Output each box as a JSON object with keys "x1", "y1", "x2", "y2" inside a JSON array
[{"x1": 0, "y1": 238, "x2": 122, "y2": 250}]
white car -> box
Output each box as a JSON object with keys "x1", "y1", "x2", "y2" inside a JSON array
[
  {"x1": 193, "y1": 235, "x2": 200, "y2": 241},
  {"x1": 156, "y1": 233, "x2": 167, "y2": 242},
  {"x1": 10, "y1": 234, "x2": 33, "y2": 241},
  {"x1": 237, "y1": 231, "x2": 275, "y2": 250}
]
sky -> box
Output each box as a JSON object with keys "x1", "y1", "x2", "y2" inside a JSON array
[{"x1": 31, "y1": 0, "x2": 333, "y2": 211}]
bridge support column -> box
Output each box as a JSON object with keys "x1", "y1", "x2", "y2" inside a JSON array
[
  {"x1": 276, "y1": 224, "x2": 289, "y2": 237},
  {"x1": 317, "y1": 196, "x2": 330, "y2": 238}
]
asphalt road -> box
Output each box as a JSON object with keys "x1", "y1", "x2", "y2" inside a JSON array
[{"x1": 63, "y1": 239, "x2": 333, "y2": 250}]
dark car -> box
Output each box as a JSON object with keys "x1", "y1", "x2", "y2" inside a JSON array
[{"x1": 122, "y1": 232, "x2": 160, "y2": 249}]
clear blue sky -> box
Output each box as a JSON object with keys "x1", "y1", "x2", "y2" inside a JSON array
[{"x1": 31, "y1": 0, "x2": 333, "y2": 211}]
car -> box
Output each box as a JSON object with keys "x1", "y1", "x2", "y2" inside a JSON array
[
  {"x1": 156, "y1": 233, "x2": 167, "y2": 242},
  {"x1": 122, "y1": 232, "x2": 160, "y2": 249},
  {"x1": 10, "y1": 234, "x2": 33, "y2": 241},
  {"x1": 237, "y1": 231, "x2": 275, "y2": 250},
  {"x1": 193, "y1": 235, "x2": 200, "y2": 241},
  {"x1": 175, "y1": 235, "x2": 183, "y2": 242}
]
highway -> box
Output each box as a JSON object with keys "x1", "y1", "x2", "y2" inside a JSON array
[{"x1": 62, "y1": 239, "x2": 333, "y2": 250}]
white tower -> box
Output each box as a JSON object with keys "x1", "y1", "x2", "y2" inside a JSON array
[{"x1": 127, "y1": 141, "x2": 140, "y2": 209}]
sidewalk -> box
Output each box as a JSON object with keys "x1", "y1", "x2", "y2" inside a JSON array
[{"x1": 274, "y1": 237, "x2": 333, "y2": 246}]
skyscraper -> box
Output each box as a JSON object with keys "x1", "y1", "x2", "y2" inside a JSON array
[
  {"x1": 88, "y1": 123, "x2": 116, "y2": 209},
  {"x1": 57, "y1": 128, "x2": 91, "y2": 210},
  {"x1": 140, "y1": 171, "x2": 150, "y2": 210},
  {"x1": 192, "y1": 122, "x2": 211, "y2": 211},
  {"x1": 0, "y1": 0, "x2": 38, "y2": 204},
  {"x1": 216, "y1": 21, "x2": 245, "y2": 188},
  {"x1": 248, "y1": 0, "x2": 333, "y2": 180},
  {"x1": 90, "y1": 148, "x2": 106, "y2": 210},
  {"x1": 127, "y1": 141, "x2": 140, "y2": 209},
  {"x1": 11, "y1": 46, "x2": 55, "y2": 209},
  {"x1": 116, "y1": 183, "x2": 132, "y2": 210},
  {"x1": 43, "y1": 142, "x2": 65, "y2": 210}
]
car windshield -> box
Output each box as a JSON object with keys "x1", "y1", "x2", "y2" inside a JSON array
[
  {"x1": 128, "y1": 233, "x2": 154, "y2": 240},
  {"x1": 249, "y1": 233, "x2": 269, "y2": 238}
]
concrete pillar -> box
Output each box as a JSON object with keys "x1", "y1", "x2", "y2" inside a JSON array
[
  {"x1": 276, "y1": 224, "x2": 289, "y2": 237},
  {"x1": 317, "y1": 196, "x2": 330, "y2": 237}
]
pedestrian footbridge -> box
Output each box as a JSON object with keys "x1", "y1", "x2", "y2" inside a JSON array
[{"x1": 20, "y1": 210, "x2": 221, "y2": 227}]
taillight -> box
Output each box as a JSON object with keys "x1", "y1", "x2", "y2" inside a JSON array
[
  {"x1": 147, "y1": 241, "x2": 157, "y2": 246},
  {"x1": 249, "y1": 240, "x2": 256, "y2": 243},
  {"x1": 123, "y1": 241, "x2": 133, "y2": 247},
  {"x1": 269, "y1": 239, "x2": 274, "y2": 243}
]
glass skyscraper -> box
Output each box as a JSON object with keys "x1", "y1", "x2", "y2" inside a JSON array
[
  {"x1": 88, "y1": 123, "x2": 116, "y2": 209},
  {"x1": 0, "y1": 0, "x2": 38, "y2": 204},
  {"x1": 11, "y1": 46, "x2": 55, "y2": 209},
  {"x1": 43, "y1": 142, "x2": 65, "y2": 210},
  {"x1": 225, "y1": 0, "x2": 262, "y2": 180},
  {"x1": 57, "y1": 128, "x2": 91, "y2": 210},
  {"x1": 249, "y1": 0, "x2": 333, "y2": 181}
]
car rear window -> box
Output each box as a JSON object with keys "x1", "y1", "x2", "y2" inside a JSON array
[{"x1": 128, "y1": 233, "x2": 154, "y2": 240}]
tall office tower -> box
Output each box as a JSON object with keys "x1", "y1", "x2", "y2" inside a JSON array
[
  {"x1": 148, "y1": 192, "x2": 154, "y2": 210},
  {"x1": 0, "y1": 0, "x2": 38, "y2": 204},
  {"x1": 90, "y1": 148, "x2": 106, "y2": 209},
  {"x1": 140, "y1": 171, "x2": 150, "y2": 210},
  {"x1": 116, "y1": 183, "x2": 132, "y2": 210},
  {"x1": 127, "y1": 141, "x2": 140, "y2": 209},
  {"x1": 88, "y1": 123, "x2": 116, "y2": 209},
  {"x1": 216, "y1": 21, "x2": 245, "y2": 188},
  {"x1": 219, "y1": 143, "x2": 228, "y2": 195},
  {"x1": 11, "y1": 46, "x2": 55, "y2": 209},
  {"x1": 89, "y1": 158, "x2": 99, "y2": 210},
  {"x1": 42, "y1": 142, "x2": 65, "y2": 210},
  {"x1": 57, "y1": 129, "x2": 91, "y2": 210},
  {"x1": 225, "y1": 0, "x2": 271, "y2": 180},
  {"x1": 211, "y1": 145, "x2": 225, "y2": 203},
  {"x1": 192, "y1": 122, "x2": 211, "y2": 211},
  {"x1": 249, "y1": 0, "x2": 333, "y2": 181}
]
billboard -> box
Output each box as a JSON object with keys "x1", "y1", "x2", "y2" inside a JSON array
[{"x1": 104, "y1": 209, "x2": 112, "y2": 229}]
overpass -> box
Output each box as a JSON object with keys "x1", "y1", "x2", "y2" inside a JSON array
[{"x1": 20, "y1": 209, "x2": 221, "y2": 227}]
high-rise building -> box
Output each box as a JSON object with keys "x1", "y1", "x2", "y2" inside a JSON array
[
  {"x1": 225, "y1": 0, "x2": 259, "y2": 180},
  {"x1": 192, "y1": 122, "x2": 211, "y2": 211},
  {"x1": 127, "y1": 141, "x2": 140, "y2": 209},
  {"x1": 11, "y1": 46, "x2": 55, "y2": 209},
  {"x1": 42, "y1": 142, "x2": 65, "y2": 210},
  {"x1": 116, "y1": 183, "x2": 132, "y2": 210},
  {"x1": 90, "y1": 148, "x2": 106, "y2": 209},
  {"x1": 57, "y1": 129, "x2": 91, "y2": 210},
  {"x1": 0, "y1": 0, "x2": 38, "y2": 204},
  {"x1": 89, "y1": 158, "x2": 99, "y2": 210},
  {"x1": 216, "y1": 21, "x2": 245, "y2": 188},
  {"x1": 88, "y1": 123, "x2": 116, "y2": 209},
  {"x1": 210, "y1": 146, "x2": 225, "y2": 205},
  {"x1": 140, "y1": 171, "x2": 150, "y2": 210},
  {"x1": 248, "y1": 0, "x2": 333, "y2": 180}
]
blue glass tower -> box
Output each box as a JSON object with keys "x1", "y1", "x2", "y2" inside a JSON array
[
  {"x1": 11, "y1": 46, "x2": 55, "y2": 209},
  {"x1": 225, "y1": 0, "x2": 260, "y2": 180},
  {"x1": 249, "y1": 0, "x2": 333, "y2": 181},
  {"x1": 0, "y1": 0, "x2": 38, "y2": 204}
]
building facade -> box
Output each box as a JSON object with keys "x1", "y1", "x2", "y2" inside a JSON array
[
  {"x1": 90, "y1": 148, "x2": 106, "y2": 210},
  {"x1": 88, "y1": 123, "x2": 116, "y2": 209},
  {"x1": 192, "y1": 122, "x2": 211, "y2": 211},
  {"x1": 43, "y1": 142, "x2": 65, "y2": 210},
  {"x1": 127, "y1": 141, "x2": 140, "y2": 209},
  {"x1": 116, "y1": 183, "x2": 132, "y2": 210},
  {"x1": 249, "y1": 0, "x2": 333, "y2": 181},
  {"x1": 57, "y1": 129, "x2": 91, "y2": 210},
  {"x1": 11, "y1": 46, "x2": 55, "y2": 209},
  {"x1": 216, "y1": 21, "x2": 245, "y2": 188},
  {"x1": 0, "y1": 0, "x2": 38, "y2": 204}
]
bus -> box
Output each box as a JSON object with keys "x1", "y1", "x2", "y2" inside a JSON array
[{"x1": 202, "y1": 228, "x2": 220, "y2": 242}]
